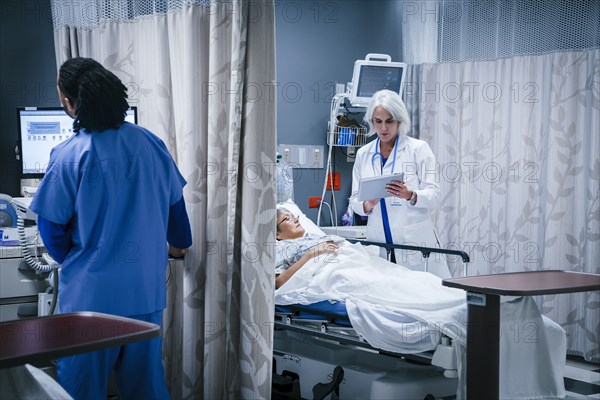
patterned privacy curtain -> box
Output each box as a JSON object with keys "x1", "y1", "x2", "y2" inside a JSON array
[
  {"x1": 407, "y1": 49, "x2": 600, "y2": 362},
  {"x1": 399, "y1": 0, "x2": 599, "y2": 363},
  {"x1": 51, "y1": 1, "x2": 276, "y2": 398}
]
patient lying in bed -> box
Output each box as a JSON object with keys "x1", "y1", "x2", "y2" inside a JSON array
[
  {"x1": 274, "y1": 204, "x2": 567, "y2": 399},
  {"x1": 275, "y1": 207, "x2": 464, "y2": 313}
]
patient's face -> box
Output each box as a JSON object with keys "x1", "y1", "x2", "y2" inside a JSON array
[{"x1": 276, "y1": 213, "x2": 305, "y2": 240}]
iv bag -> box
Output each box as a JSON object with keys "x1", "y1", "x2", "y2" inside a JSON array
[{"x1": 276, "y1": 160, "x2": 294, "y2": 203}]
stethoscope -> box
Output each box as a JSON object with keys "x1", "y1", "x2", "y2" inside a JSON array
[{"x1": 371, "y1": 135, "x2": 399, "y2": 175}]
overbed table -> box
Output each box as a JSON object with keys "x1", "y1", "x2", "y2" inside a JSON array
[
  {"x1": 442, "y1": 270, "x2": 600, "y2": 400},
  {"x1": 0, "y1": 312, "x2": 160, "y2": 369}
]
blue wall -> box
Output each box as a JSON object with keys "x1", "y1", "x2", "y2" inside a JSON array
[
  {"x1": 0, "y1": 0, "x2": 405, "y2": 214},
  {"x1": 275, "y1": 0, "x2": 403, "y2": 224},
  {"x1": 0, "y1": 0, "x2": 58, "y2": 196}
]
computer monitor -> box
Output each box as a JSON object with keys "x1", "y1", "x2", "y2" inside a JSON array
[
  {"x1": 349, "y1": 54, "x2": 407, "y2": 107},
  {"x1": 17, "y1": 107, "x2": 138, "y2": 178}
]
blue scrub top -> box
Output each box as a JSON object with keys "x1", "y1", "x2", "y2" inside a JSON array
[{"x1": 30, "y1": 122, "x2": 186, "y2": 317}]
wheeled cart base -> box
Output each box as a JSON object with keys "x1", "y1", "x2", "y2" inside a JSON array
[{"x1": 273, "y1": 330, "x2": 457, "y2": 400}]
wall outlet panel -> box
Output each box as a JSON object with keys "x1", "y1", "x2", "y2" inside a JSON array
[
  {"x1": 308, "y1": 196, "x2": 322, "y2": 208},
  {"x1": 346, "y1": 146, "x2": 356, "y2": 163},
  {"x1": 277, "y1": 144, "x2": 324, "y2": 169}
]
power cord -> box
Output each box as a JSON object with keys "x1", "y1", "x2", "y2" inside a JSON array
[
  {"x1": 318, "y1": 200, "x2": 334, "y2": 227},
  {"x1": 319, "y1": 93, "x2": 347, "y2": 227}
]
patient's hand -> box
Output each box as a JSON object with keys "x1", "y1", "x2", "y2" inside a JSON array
[{"x1": 310, "y1": 241, "x2": 339, "y2": 259}]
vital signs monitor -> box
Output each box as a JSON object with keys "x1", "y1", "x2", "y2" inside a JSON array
[
  {"x1": 17, "y1": 107, "x2": 138, "y2": 178},
  {"x1": 350, "y1": 54, "x2": 407, "y2": 107}
]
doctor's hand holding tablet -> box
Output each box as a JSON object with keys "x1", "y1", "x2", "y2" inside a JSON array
[{"x1": 358, "y1": 172, "x2": 415, "y2": 214}]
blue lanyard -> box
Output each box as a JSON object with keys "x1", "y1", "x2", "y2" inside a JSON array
[
  {"x1": 380, "y1": 198, "x2": 394, "y2": 245},
  {"x1": 371, "y1": 135, "x2": 399, "y2": 175},
  {"x1": 370, "y1": 135, "x2": 399, "y2": 245}
]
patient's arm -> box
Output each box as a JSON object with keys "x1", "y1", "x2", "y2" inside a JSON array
[{"x1": 275, "y1": 242, "x2": 338, "y2": 289}]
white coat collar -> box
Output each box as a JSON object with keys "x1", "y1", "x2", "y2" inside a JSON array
[
  {"x1": 370, "y1": 134, "x2": 408, "y2": 155},
  {"x1": 395, "y1": 134, "x2": 409, "y2": 151}
]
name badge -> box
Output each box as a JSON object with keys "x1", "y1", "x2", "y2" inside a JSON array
[{"x1": 390, "y1": 196, "x2": 403, "y2": 206}]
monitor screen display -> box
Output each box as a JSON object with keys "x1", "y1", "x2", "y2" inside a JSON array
[
  {"x1": 349, "y1": 57, "x2": 407, "y2": 107},
  {"x1": 356, "y1": 65, "x2": 404, "y2": 99},
  {"x1": 17, "y1": 107, "x2": 137, "y2": 178}
]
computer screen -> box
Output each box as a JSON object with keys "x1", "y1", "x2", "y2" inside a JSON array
[
  {"x1": 356, "y1": 65, "x2": 404, "y2": 99},
  {"x1": 17, "y1": 107, "x2": 137, "y2": 178},
  {"x1": 349, "y1": 55, "x2": 407, "y2": 107}
]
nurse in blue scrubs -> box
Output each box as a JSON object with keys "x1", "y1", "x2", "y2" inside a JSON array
[{"x1": 30, "y1": 57, "x2": 192, "y2": 400}]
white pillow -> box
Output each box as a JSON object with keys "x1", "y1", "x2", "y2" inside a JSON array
[{"x1": 277, "y1": 199, "x2": 325, "y2": 237}]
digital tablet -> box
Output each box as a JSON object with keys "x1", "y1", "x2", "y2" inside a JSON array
[{"x1": 357, "y1": 172, "x2": 404, "y2": 201}]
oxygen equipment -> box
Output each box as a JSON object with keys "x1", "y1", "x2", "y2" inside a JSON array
[
  {"x1": 0, "y1": 194, "x2": 18, "y2": 229},
  {"x1": 1, "y1": 194, "x2": 60, "y2": 316}
]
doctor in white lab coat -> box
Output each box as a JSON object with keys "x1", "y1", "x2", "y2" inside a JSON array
[{"x1": 350, "y1": 90, "x2": 450, "y2": 279}]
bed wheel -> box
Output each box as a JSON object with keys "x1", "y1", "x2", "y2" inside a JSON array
[
  {"x1": 285, "y1": 316, "x2": 292, "y2": 325},
  {"x1": 320, "y1": 323, "x2": 327, "y2": 333},
  {"x1": 312, "y1": 365, "x2": 344, "y2": 400}
]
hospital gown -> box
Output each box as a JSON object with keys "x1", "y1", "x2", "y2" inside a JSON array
[{"x1": 275, "y1": 234, "x2": 344, "y2": 275}]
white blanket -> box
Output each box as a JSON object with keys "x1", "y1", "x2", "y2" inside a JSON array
[{"x1": 275, "y1": 241, "x2": 566, "y2": 399}]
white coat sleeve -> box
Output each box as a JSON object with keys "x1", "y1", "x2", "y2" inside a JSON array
[
  {"x1": 412, "y1": 141, "x2": 441, "y2": 210},
  {"x1": 350, "y1": 148, "x2": 369, "y2": 216}
]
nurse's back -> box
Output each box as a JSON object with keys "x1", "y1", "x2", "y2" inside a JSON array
[
  {"x1": 29, "y1": 56, "x2": 190, "y2": 400},
  {"x1": 30, "y1": 57, "x2": 187, "y2": 316}
]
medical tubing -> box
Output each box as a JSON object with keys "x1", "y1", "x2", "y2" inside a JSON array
[
  {"x1": 329, "y1": 95, "x2": 346, "y2": 226},
  {"x1": 330, "y1": 161, "x2": 338, "y2": 227},
  {"x1": 318, "y1": 93, "x2": 346, "y2": 226},
  {"x1": 320, "y1": 200, "x2": 334, "y2": 228},
  {"x1": 17, "y1": 216, "x2": 53, "y2": 272},
  {"x1": 318, "y1": 95, "x2": 338, "y2": 226},
  {"x1": 48, "y1": 270, "x2": 58, "y2": 315},
  {"x1": 316, "y1": 154, "x2": 329, "y2": 227}
]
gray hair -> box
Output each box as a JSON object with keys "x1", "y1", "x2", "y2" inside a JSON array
[
  {"x1": 276, "y1": 206, "x2": 291, "y2": 232},
  {"x1": 276, "y1": 206, "x2": 291, "y2": 216},
  {"x1": 364, "y1": 89, "x2": 411, "y2": 137}
]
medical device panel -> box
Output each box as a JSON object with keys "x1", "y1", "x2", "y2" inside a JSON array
[
  {"x1": 349, "y1": 54, "x2": 407, "y2": 107},
  {"x1": 17, "y1": 107, "x2": 138, "y2": 178},
  {"x1": 0, "y1": 195, "x2": 51, "y2": 322}
]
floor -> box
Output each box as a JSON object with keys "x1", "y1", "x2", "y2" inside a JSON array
[
  {"x1": 563, "y1": 356, "x2": 600, "y2": 399},
  {"x1": 437, "y1": 356, "x2": 600, "y2": 399},
  {"x1": 273, "y1": 326, "x2": 600, "y2": 399},
  {"x1": 41, "y1": 353, "x2": 600, "y2": 399},
  {"x1": 438, "y1": 356, "x2": 600, "y2": 399}
]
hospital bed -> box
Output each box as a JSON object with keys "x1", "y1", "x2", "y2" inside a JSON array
[
  {"x1": 274, "y1": 201, "x2": 471, "y2": 398},
  {"x1": 273, "y1": 200, "x2": 568, "y2": 400},
  {"x1": 273, "y1": 241, "x2": 469, "y2": 400}
]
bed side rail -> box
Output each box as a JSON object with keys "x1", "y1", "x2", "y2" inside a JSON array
[
  {"x1": 348, "y1": 240, "x2": 470, "y2": 276},
  {"x1": 347, "y1": 239, "x2": 470, "y2": 263},
  {"x1": 348, "y1": 240, "x2": 470, "y2": 263}
]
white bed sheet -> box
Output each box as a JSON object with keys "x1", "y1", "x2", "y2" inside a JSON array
[{"x1": 274, "y1": 240, "x2": 566, "y2": 400}]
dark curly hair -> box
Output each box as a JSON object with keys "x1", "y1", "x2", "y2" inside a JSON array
[{"x1": 58, "y1": 57, "x2": 129, "y2": 132}]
